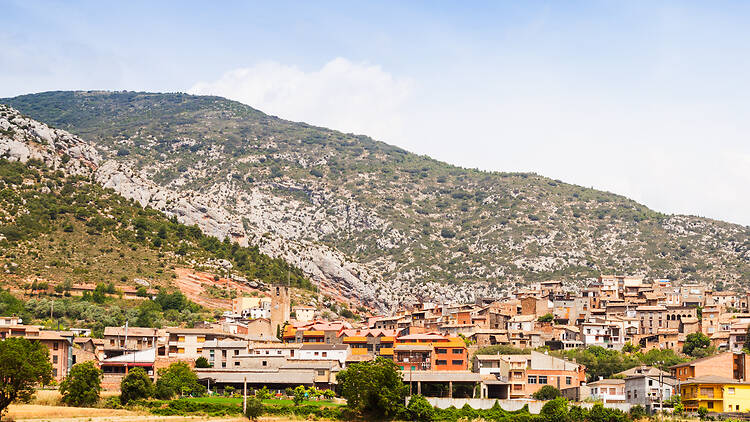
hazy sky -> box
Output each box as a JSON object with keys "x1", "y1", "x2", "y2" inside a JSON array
[{"x1": 2, "y1": 1, "x2": 749, "y2": 225}]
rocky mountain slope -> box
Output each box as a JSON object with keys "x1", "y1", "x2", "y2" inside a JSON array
[
  {"x1": 3, "y1": 91, "x2": 750, "y2": 310},
  {"x1": 0, "y1": 104, "x2": 312, "y2": 293}
]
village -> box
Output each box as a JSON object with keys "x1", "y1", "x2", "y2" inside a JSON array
[{"x1": 5, "y1": 275, "x2": 750, "y2": 415}]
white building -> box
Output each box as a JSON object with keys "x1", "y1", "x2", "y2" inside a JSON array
[
  {"x1": 624, "y1": 374, "x2": 676, "y2": 411},
  {"x1": 293, "y1": 306, "x2": 315, "y2": 322},
  {"x1": 589, "y1": 378, "x2": 626, "y2": 403},
  {"x1": 294, "y1": 344, "x2": 350, "y2": 365}
]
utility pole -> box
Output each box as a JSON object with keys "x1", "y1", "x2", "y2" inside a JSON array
[
  {"x1": 243, "y1": 376, "x2": 247, "y2": 414},
  {"x1": 659, "y1": 361, "x2": 664, "y2": 422}
]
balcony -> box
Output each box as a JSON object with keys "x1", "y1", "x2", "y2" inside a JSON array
[{"x1": 379, "y1": 348, "x2": 394, "y2": 356}]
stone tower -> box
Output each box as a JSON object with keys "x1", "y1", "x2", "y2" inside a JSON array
[{"x1": 270, "y1": 284, "x2": 290, "y2": 337}]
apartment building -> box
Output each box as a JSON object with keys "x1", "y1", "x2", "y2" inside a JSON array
[{"x1": 393, "y1": 333, "x2": 468, "y2": 371}]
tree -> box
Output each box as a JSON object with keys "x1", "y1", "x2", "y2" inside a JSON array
[
  {"x1": 255, "y1": 385, "x2": 272, "y2": 399},
  {"x1": 533, "y1": 385, "x2": 562, "y2": 400},
  {"x1": 407, "y1": 394, "x2": 435, "y2": 422},
  {"x1": 195, "y1": 357, "x2": 211, "y2": 368},
  {"x1": 245, "y1": 396, "x2": 264, "y2": 421},
  {"x1": 154, "y1": 362, "x2": 201, "y2": 399},
  {"x1": 292, "y1": 385, "x2": 307, "y2": 406},
  {"x1": 538, "y1": 313, "x2": 554, "y2": 323},
  {"x1": 622, "y1": 341, "x2": 640, "y2": 353},
  {"x1": 335, "y1": 357, "x2": 408, "y2": 418},
  {"x1": 683, "y1": 332, "x2": 711, "y2": 357},
  {"x1": 0, "y1": 337, "x2": 53, "y2": 417},
  {"x1": 697, "y1": 406, "x2": 708, "y2": 420},
  {"x1": 120, "y1": 367, "x2": 153, "y2": 404},
  {"x1": 60, "y1": 361, "x2": 102, "y2": 407},
  {"x1": 322, "y1": 389, "x2": 335, "y2": 400}
]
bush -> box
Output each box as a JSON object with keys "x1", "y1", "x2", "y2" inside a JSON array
[
  {"x1": 533, "y1": 385, "x2": 561, "y2": 400},
  {"x1": 245, "y1": 396, "x2": 264, "y2": 421},
  {"x1": 540, "y1": 397, "x2": 569, "y2": 422},
  {"x1": 120, "y1": 367, "x2": 153, "y2": 405},
  {"x1": 195, "y1": 357, "x2": 211, "y2": 368},
  {"x1": 407, "y1": 394, "x2": 434, "y2": 422},
  {"x1": 60, "y1": 361, "x2": 102, "y2": 407},
  {"x1": 698, "y1": 406, "x2": 709, "y2": 420},
  {"x1": 630, "y1": 404, "x2": 647, "y2": 420}
]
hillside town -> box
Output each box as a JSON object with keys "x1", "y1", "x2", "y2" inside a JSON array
[{"x1": 5, "y1": 275, "x2": 750, "y2": 414}]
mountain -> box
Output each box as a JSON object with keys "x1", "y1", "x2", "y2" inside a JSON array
[
  {"x1": 0, "y1": 103, "x2": 312, "y2": 293},
  {"x1": 4, "y1": 91, "x2": 750, "y2": 309}
]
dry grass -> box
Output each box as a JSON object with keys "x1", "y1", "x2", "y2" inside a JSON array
[{"x1": 5, "y1": 404, "x2": 252, "y2": 421}]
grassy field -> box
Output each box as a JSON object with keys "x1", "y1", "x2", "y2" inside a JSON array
[{"x1": 183, "y1": 396, "x2": 345, "y2": 407}]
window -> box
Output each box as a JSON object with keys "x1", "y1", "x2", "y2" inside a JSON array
[
  {"x1": 528, "y1": 376, "x2": 537, "y2": 384},
  {"x1": 436, "y1": 348, "x2": 447, "y2": 354},
  {"x1": 53, "y1": 342, "x2": 59, "y2": 351},
  {"x1": 649, "y1": 380, "x2": 653, "y2": 386},
  {"x1": 728, "y1": 387, "x2": 736, "y2": 395},
  {"x1": 634, "y1": 391, "x2": 637, "y2": 399},
  {"x1": 262, "y1": 360, "x2": 267, "y2": 367},
  {"x1": 53, "y1": 368, "x2": 57, "y2": 377},
  {"x1": 178, "y1": 336, "x2": 185, "y2": 343},
  {"x1": 322, "y1": 352, "x2": 327, "y2": 357},
  {"x1": 707, "y1": 402, "x2": 713, "y2": 409},
  {"x1": 452, "y1": 360, "x2": 463, "y2": 366},
  {"x1": 52, "y1": 355, "x2": 58, "y2": 364},
  {"x1": 436, "y1": 360, "x2": 448, "y2": 365},
  {"x1": 627, "y1": 391, "x2": 631, "y2": 400},
  {"x1": 318, "y1": 370, "x2": 326, "y2": 376},
  {"x1": 178, "y1": 348, "x2": 185, "y2": 354},
  {"x1": 538, "y1": 376, "x2": 548, "y2": 384},
  {"x1": 234, "y1": 350, "x2": 239, "y2": 355},
  {"x1": 566, "y1": 377, "x2": 572, "y2": 385},
  {"x1": 234, "y1": 362, "x2": 240, "y2": 367},
  {"x1": 221, "y1": 362, "x2": 226, "y2": 368},
  {"x1": 452, "y1": 348, "x2": 463, "y2": 354}
]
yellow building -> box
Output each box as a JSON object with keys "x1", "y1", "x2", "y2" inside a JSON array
[{"x1": 680, "y1": 375, "x2": 750, "y2": 413}]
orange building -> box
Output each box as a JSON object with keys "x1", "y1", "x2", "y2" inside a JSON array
[
  {"x1": 393, "y1": 332, "x2": 468, "y2": 371},
  {"x1": 339, "y1": 328, "x2": 399, "y2": 359}
]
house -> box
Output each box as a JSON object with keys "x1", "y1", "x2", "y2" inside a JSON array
[
  {"x1": 339, "y1": 328, "x2": 399, "y2": 359},
  {"x1": 283, "y1": 320, "x2": 352, "y2": 344},
  {"x1": 473, "y1": 354, "x2": 510, "y2": 378},
  {"x1": 100, "y1": 348, "x2": 156, "y2": 390},
  {"x1": 232, "y1": 296, "x2": 271, "y2": 315},
  {"x1": 680, "y1": 375, "x2": 750, "y2": 412},
  {"x1": 393, "y1": 333, "x2": 468, "y2": 371},
  {"x1": 496, "y1": 351, "x2": 586, "y2": 398},
  {"x1": 295, "y1": 344, "x2": 349, "y2": 365},
  {"x1": 201, "y1": 339, "x2": 249, "y2": 369},
  {"x1": 625, "y1": 373, "x2": 675, "y2": 412},
  {"x1": 589, "y1": 378, "x2": 626, "y2": 403},
  {"x1": 508, "y1": 314, "x2": 536, "y2": 331},
  {"x1": 670, "y1": 352, "x2": 750, "y2": 382},
  {"x1": 293, "y1": 306, "x2": 315, "y2": 322}
]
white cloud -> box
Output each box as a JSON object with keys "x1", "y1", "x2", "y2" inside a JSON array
[{"x1": 189, "y1": 58, "x2": 413, "y2": 142}]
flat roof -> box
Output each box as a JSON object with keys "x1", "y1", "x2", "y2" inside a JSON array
[{"x1": 399, "y1": 371, "x2": 482, "y2": 383}]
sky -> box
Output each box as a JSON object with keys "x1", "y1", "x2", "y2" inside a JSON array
[{"x1": 2, "y1": 1, "x2": 750, "y2": 225}]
